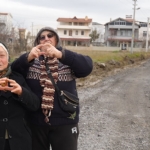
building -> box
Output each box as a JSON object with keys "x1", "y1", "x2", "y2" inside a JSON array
[
  {"x1": 0, "y1": 12, "x2": 13, "y2": 34},
  {"x1": 138, "y1": 21, "x2": 150, "y2": 40},
  {"x1": 56, "y1": 16, "x2": 92, "y2": 47},
  {"x1": 91, "y1": 22, "x2": 105, "y2": 46},
  {"x1": 104, "y1": 16, "x2": 141, "y2": 50}
]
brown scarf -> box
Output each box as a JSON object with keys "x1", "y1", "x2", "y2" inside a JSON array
[
  {"x1": 0, "y1": 65, "x2": 11, "y2": 78},
  {"x1": 40, "y1": 57, "x2": 58, "y2": 123}
]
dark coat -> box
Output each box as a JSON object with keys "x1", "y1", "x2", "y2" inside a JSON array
[
  {"x1": 0, "y1": 71, "x2": 40, "y2": 150},
  {"x1": 11, "y1": 49, "x2": 93, "y2": 126}
]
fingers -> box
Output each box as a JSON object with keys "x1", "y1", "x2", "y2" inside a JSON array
[
  {"x1": 0, "y1": 78, "x2": 22, "y2": 95},
  {"x1": 11, "y1": 86, "x2": 22, "y2": 96},
  {"x1": 32, "y1": 43, "x2": 59, "y2": 58},
  {"x1": 28, "y1": 46, "x2": 45, "y2": 62},
  {"x1": 36, "y1": 44, "x2": 45, "y2": 49},
  {"x1": 0, "y1": 78, "x2": 8, "y2": 87},
  {"x1": 46, "y1": 46, "x2": 62, "y2": 58}
]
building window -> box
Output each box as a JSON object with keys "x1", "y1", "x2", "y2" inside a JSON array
[
  {"x1": 76, "y1": 30, "x2": 78, "y2": 35},
  {"x1": 69, "y1": 30, "x2": 72, "y2": 36},
  {"x1": 120, "y1": 21, "x2": 125, "y2": 25},
  {"x1": 110, "y1": 29, "x2": 117, "y2": 36},
  {"x1": 64, "y1": 30, "x2": 67, "y2": 35},
  {"x1": 79, "y1": 23, "x2": 84, "y2": 26},
  {"x1": 120, "y1": 31, "x2": 123, "y2": 36},
  {"x1": 140, "y1": 23, "x2": 147, "y2": 27},
  {"x1": 68, "y1": 41, "x2": 71, "y2": 45},
  {"x1": 143, "y1": 31, "x2": 147, "y2": 37},
  {"x1": 81, "y1": 30, "x2": 84, "y2": 35},
  {"x1": 114, "y1": 21, "x2": 126, "y2": 25}
]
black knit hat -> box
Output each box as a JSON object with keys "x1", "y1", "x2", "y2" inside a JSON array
[{"x1": 34, "y1": 27, "x2": 61, "y2": 48}]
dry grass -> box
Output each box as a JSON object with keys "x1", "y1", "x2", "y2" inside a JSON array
[
  {"x1": 71, "y1": 49, "x2": 150, "y2": 63},
  {"x1": 10, "y1": 49, "x2": 150, "y2": 64}
]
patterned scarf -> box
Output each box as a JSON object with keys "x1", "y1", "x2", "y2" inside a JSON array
[
  {"x1": 0, "y1": 65, "x2": 11, "y2": 78},
  {"x1": 40, "y1": 57, "x2": 58, "y2": 123}
]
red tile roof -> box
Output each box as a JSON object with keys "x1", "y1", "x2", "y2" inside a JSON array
[
  {"x1": 57, "y1": 16, "x2": 92, "y2": 23},
  {"x1": 0, "y1": 12, "x2": 12, "y2": 18}
]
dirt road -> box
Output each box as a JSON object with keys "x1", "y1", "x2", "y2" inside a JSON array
[{"x1": 78, "y1": 59, "x2": 150, "y2": 150}]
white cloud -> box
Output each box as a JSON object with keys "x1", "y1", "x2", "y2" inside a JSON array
[{"x1": 0, "y1": 0, "x2": 150, "y2": 32}]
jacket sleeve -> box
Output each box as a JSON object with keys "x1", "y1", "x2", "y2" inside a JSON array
[
  {"x1": 11, "y1": 53, "x2": 33, "y2": 78},
  {"x1": 12, "y1": 78, "x2": 40, "y2": 111},
  {"x1": 59, "y1": 48, "x2": 93, "y2": 78}
]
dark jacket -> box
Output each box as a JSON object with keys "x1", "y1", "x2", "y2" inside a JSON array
[
  {"x1": 0, "y1": 71, "x2": 40, "y2": 150},
  {"x1": 11, "y1": 48, "x2": 93, "y2": 126}
]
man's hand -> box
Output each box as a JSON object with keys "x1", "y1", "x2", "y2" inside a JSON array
[
  {"x1": 41, "y1": 43, "x2": 62, "y2": 59},
  {"x1": 28, "y1": 44, "x2": 46, "y2": 62}
]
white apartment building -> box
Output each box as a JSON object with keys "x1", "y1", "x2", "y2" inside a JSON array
[
  {"x1": 91, "y1": 22, "x2": 105, "y2": 46},
  {"x1": 56, "y1": 16, "x2": 92, "y2": 47},
  {"x1": 0, "y1": 13, "x2": 13, "y2": 34},
  {"x1": 138, "y1": 22, "x2": 150, "y2": 40}
]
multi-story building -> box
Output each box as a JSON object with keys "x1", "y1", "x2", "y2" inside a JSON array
[
  {"x1": 91, "y1": 22, "x2": 105, "y2": 46},
  {"x1": 104, "y1": 16, "x2": 141, "y2": 49},
  {"x1": 138, "y1": 21, "x2": 150, "y2": 40},
  {"x1": 0, "y1": 12, "x2": 13, "y2": 34},
  {"x1": 56, "y1": 16, "x2": 92, "y2": 47}
]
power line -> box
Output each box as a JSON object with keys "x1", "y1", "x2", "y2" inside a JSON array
[{"x1": 146, "y1": 17, "x2": 149, "y2": 52}]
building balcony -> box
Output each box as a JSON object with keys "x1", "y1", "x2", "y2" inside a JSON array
[
  {"x1": 0, "y1": 19, "x2": 6, "y2": 25},
  {"x1": 108, "y1": 25, "x2": 139, "y2": 29},
  {"x1": 57, "y1": 25, "x2": 91, "y2": 30},
  {"x1": 107, "y1": 36, "x2": 141, "y2": 42},
  {"x1": 59, "y1": 35, "x2": 90, "y2": 42}
]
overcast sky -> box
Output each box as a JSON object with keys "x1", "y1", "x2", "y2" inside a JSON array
[{"x1": 0, "y1": 0, "x2": 150, "y2": 32}]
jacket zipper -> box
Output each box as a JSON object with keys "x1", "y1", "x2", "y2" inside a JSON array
[{"x1": 61, "y1": 91, "x2": 79, "y2": 104}]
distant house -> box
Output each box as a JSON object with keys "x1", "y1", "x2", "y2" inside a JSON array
[
  {"x1": 56, "y1": 16, "x2": 92, "y2": 47},
  {"x1": 0, "y1": 12, "x2": 13, "y2": 34},
  {"x1": 138, "y1": 21, "x2": 150, "y2": 43},
  {"x1": 104, "y1": 16, "x2": 141, "y2": 50},
  {"x1": 91, "y1": 22, "x2": 105, "y2": 46},
  {"x1": 0, "y1": 12, "x2": 14, "y2": 44}
]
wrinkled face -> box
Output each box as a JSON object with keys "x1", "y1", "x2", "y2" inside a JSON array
[
  {"x1": 39, "y1": 31, "x2": 57, "y2": 47},
  {"x1": 0, "y1": 46, "x2": 8, "y2": 70}
]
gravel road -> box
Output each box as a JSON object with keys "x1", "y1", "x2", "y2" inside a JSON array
[{"x1": 78, "y1": 59, "x2": 150, "y2": 150}]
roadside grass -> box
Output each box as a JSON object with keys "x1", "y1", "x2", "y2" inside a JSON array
[
  {"x1": 10, "y1": 49, "x2": 150, "y2": 64},
  {"x1": 72, "y1": 50, "x2": 150, "y2": 63}
]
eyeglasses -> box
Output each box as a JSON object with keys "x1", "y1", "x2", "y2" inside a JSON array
[{"x1": 39, "y1": 33, "x2": 55, "y2": 41}]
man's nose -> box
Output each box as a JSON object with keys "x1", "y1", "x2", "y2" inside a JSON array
[{"x1": 45, "y1": 35, "x2": 49, "y2": 40}]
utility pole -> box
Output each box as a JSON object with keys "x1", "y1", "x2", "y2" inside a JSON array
[
  {"x1": 32, "y1": 22, "x2": 33, "y2": 47},
  {"x1": 146, "y1": 17, "x2": 149, "y2": 52},
  {"x1": 130, "y1": 0, "x2": 137, "y2": 53}
]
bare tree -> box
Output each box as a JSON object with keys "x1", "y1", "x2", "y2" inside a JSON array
[{"x1": 89, "y1": 29, "x2": 99, "y2": 43}]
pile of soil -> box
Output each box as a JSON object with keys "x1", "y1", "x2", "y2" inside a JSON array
[{"x1": 76, "y1": 54, "x2": 148, "y2": 88}]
